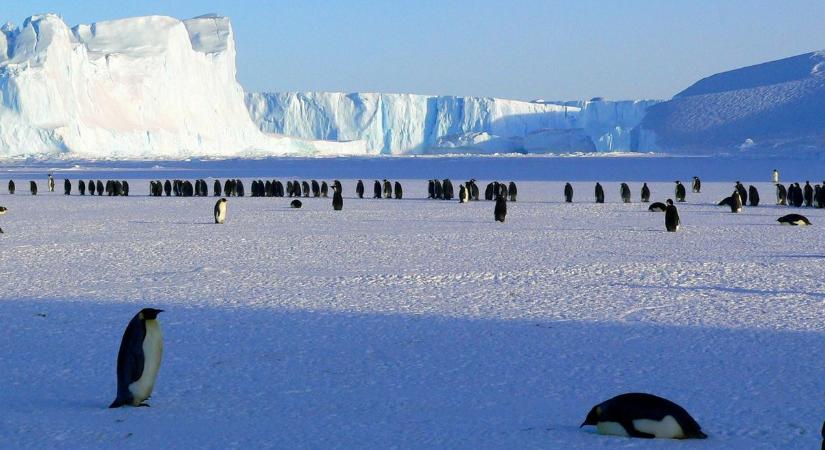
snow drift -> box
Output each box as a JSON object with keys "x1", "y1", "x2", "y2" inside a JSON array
[
  {"x1": 0, "y1": 14, "x2": 365, "y2": 158},
  {"x1": 640, "y1": 50, "x2": 825, "y2": 156},
  {"x1": 245, "y1": 92, "x2": 657, "y2": 155}
]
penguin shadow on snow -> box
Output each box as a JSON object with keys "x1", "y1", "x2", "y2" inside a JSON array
[{"x1": 1, "y1": 298, "x2": 823, "y2": 448}]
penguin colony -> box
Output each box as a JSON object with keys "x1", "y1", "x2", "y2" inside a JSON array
[{"x1": 4, "y1": 171, "x2": 822, "y2": 442}]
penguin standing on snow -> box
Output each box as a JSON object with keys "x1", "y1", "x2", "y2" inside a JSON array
[
  {"x1": 748, "y1": 185, "x2": 760, "y2": 206},
  {"x1": 595, "y1": 183, "x2": 605, "y2": 203},
  {"x1": 581, "y1": 393, "x2": 707, "y2": 439},
  {"x1": 373, "y1": 180, "x2": 381, "y2": 199},
  {"x1": 804, "y1": 181, "x2": 813, "y2": 207},
  {"x1": 459, "y1": 184, "x2": 468, "y2": 203},
  {"x1": 665, "y1": 199, "x2": 680, "y2": 232},
  {"x1": 109, "y1": 308, "x2": 164, "y2": 408},
  {"x1": 508, "y1": 182, "x2": 517, "y2": 202},
  {"x1": 78, "y1": 180, "x2": 86, "y2": 196},
  {"x1": 674, "y1": 181, "x2": 686, "y2": 202},
  {"x1": 383, "y1": 179, "x2": 392, "y2": 199},
  {"x1": 692, "y1": 176, "x2": 701, "y2": 193},
  {"x1": 776, "y1": 184, "x2": 787, "y2": 205},
  {"x1": 777, "y1": 214, "x2": 811, "y2": 226},
  {"x1": 214, "y1": 180, "x2": 222, "y2": 197},
  {"x1": 356, "y1": 180, "x2": 364, "y2": 199},
  {"x1": 64, "y1": 179, "x2": 71, "y2": 195},
  {"x1": 620, "y1": 183, "x2": 631, "y2": 203},
  {"x1": 214, "y1": 198, "x2": 227, "y2": 224},
  {"x1": 494, "y1": 194, "x2": 507, "y2": 222},
  {"x1": 731, "y1": 190, "x2": 743, "y2": 213},
  {"x1": 96, "y1": 180, "x2": 104, "y2": 196},
  {"x1": 564, "y1": 183, "x2": 573, "y2": 203},
  {"x1": 89, "y1": 180, "x2": 96, "y2": 196},
  {"x1": 332, "y1": 184, "x2": 343, "y2": 211},
  {"x1": 7, "y1": 180, "x2": 14, "y2": 195},
  {"x1": 772, "y1": 169, "x2": 779, "y2": 184},
  {"x1": 641, "y1": 183, "x2": 650, "y2": 202},
  {"x1": 30, "y1": 181, "x2": 37, "y2": 196},
  {"x1": 394, "y1": 182, "x2": 403, "y2": 199},
  {"x1": 735, "y1": 182, "x2": 748, "y2": 205},
  {"x1": 48, "y1": 173, "x2": 55, "y2": 192}
]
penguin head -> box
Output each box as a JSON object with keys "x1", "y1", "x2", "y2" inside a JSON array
[
  {"x1": 580, "y1": 405, "x2": 602, "y2": 427},
  {"x1": 666, "y1": 199, "x2": 674, "y2": 206},
  {"x1": 138, "y1": 308, "x2": 164, "y2": 321}
]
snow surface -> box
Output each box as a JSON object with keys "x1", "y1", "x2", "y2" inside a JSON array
[
  {"x1": 0, "y1": 157, "x2": 823, "y2": 449},
  {"x1": 0, "y1": 14, "x2": 366, "y2": 158},
  {"x1": 245, "y1": 92, "x2": 656, "y2": 155}
]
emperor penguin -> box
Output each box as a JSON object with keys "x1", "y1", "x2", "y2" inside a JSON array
[
  {"x1": 64, "y1": 179, "x2": 71, "y2": 195},
  {"x1": 581, "y1": 393, "x2": 707, "y2": 439},
  {"x1": 776, "y1": 213, "x2": 811, "y2": 226},
  {"x1": 214, "y1": 180, "x2": 222, "y2": 197},
  {"x1": 356, "y1": 180, "x2": 365, "y2": 199},
  {"x1": 508, "y1": 182, "x2": 517, "y2": 202},
  {"x1": 641, "y1": 183, "x2": 650, "y2": 202},
  {"x1": 79, "y1": 179, "x2": 86, "y2": 196},
  {"x1": 735, "y1": 182, "x2": 748, "y2": 205},
  {"x1": 383, "y1": 179, "x2": 392, "y2": 198},
  {"x1": 394, "y1": 182, "x2": 403, "y2": 199},
  {"x1": 674, "y1": 181, "x2": 686, "y2": 202},
  {"x1": 772, "y1": 169, "x2": 779, "y2": 184},
  {"x1": 648, "y1": 202, "x2": 667, "y2": 212},
  {"x1": 0, "y1": 205, "x2": 6, "y2": 233},
  {"x1": 595, "y1": 182, "x2": 605, "y2": 204},
  {"x1": 620, "y1": 183, "x2": 631, "y2": 203},
  {"x1": 164, "y1": 180, "x2": 172, "y2": 197},
  {"x1": 485, "y1": 183, "x2": 494, "y2": 201},
  {"x1": 494, "y1": 194, "x2": 507, "y2": 222},
  {"x1": 109, "y1": 308, "x2": 164, "y2": 408},
  {"x1": 373, "y1": 180, "x2": 382, "y2": 198},
  {"x1": 8, "y1": 179, "x2": 14, "y2": 195},
  {"x1": 459, "y1": 184, "x2": 469, "y2": 203},
  {"x1": 471, "y1": 181, "x2": 480, "y2": 201},
  {"x1": 731, "y1": 190, "x2": 743, "y2": 213},
  {"x1": 332, "y1": 184, "x2": 343, "y2": 211},
  {"x1": 748, "y1": 185, "x2": 760, "y2": 206},
  {"x1": 311, "y1": 180, "x2": 320, "y2": 197},
  {"x1": 30, "y1": 181, "x2": 37, "y2": 196},
  {"x1": 96, "y1": 180, "x2": 104, "y2": 196},
  {"x1": 122, "y1": 180, "x2": 130, "y2": 196},
  {"x1": 427, "y1": 180, "x2": 435, "y2": 199},
  {"x1": 433, "y1": 179, "x2": 443, "y2": 199},
  {"x1": 443, "y1": 179, "x2": 454, "y2": 200},
  {"x1": 564, "y1": 183, "x2": 574, "y2": 203},
  {"x1": 89, "y1": 180, "x2": 96, "y2": 195},
  {"x1": 321, "y1": 181, "x2": 329, "y2": 198},
  {"x1": 665, "y1": 199, "x2": 680, "y2": 232},
  {"x1": 290, "y1": 199, "x2": 302, "y2": 209},
  {"x1": 804, "y1": 181, "x2": 813, "y2": 207},
  {"x1": 214, "y1": 198, "x2": 228, "y2": 224},
  {"x1": 776, "y1": 184, "x2": 787, "y2": 205},
  {"x1": 48, "y1": 173, "x2": 55, "y2": 192},
  {"x1": 692, "y1": 176, "x2": 701, "y2": 193},
  {"x1": 236, "y1": 179, "x2": 245, "y2": 197}
]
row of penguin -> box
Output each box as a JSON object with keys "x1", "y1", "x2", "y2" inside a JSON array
[{"x1": 1, "y1": 170, "x2": 818, "y2": 230}]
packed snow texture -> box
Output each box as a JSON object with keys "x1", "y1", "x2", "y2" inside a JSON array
[
  {"x1": 0, "y1": 14, "x2": 365, "y2": 159},
  {"x1": 641, "y1": 50, "x2": 825, "y2": 156},
  {"x1": 245, "y1": 92, "x2": 657, "y2": 154},
  {"x1": 0, "y1": 157, "x2": 823, "y2": 449}
]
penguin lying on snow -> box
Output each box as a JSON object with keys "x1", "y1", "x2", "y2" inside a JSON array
[
  {"x1": 290, "y1": 199, "x2": 303, "y2": 209},
  {"x1": 648, "y1": 202, "x2": 666, "y2": 212},
  {"x1": 0, "y1": 206, "x2": 6, "y2": 233},
  {"x1": 777, "y1": 214, "x2": 811, "y2": 226},
  {"x1": 581, "y1": 392, "x2": 707, "y2": 439},
  {"x1": 110, "y1": 308, "x2": 164, "y2": 408}
]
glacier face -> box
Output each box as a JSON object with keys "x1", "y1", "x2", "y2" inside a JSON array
[
  {"x1": 245, "y1": 92, "x2": 658, "y2": 155},
  {"x1": 0, "y1": 14, "x2": 365, "y2": 158}
]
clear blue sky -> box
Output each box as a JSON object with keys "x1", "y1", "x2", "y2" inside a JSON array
[{"x1": 5, "y1": 1, "x2": 824, "y2": 100}]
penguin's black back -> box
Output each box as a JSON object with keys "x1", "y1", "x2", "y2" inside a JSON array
[
  {"x1": 332, "y1": 189, "x2": 343, "y2": 211},
  {"x1": 494, "y1": 196, "x2": 507, "y2": 222},
  {"x1": 290, "y1": 199, "x2": 302, "y2": 208},
  {"x1": 357, "y1": 180, "x2": 365, "y2": 198},
  {"x1": 508, "y1": 181, "x2": 517, "y2": 201},
  {"x1": 8, "y1": 179, "x2": 14, "y2": 194},
  {"x1": 78, "y1": 179, "x2": 86, "y2": 195},
  {"x1": 564, "y1": 183, "x2": 573, "y2": 203},
  {"x1": 648, "y1": 202, "x2": 666, "y2": 212},
  {"x1": 748, "y1": 185, "x2": 760, "y2": 206},
  {"x1": 595, "y1": 183, "x2": 604, "y2": 203},
  {"x1": 665, "y1": 204, "x2": 680, "y2": 232},
  {"x1": 641, "y1": 183, "x2": 650, "y2": 202},
  {"x1": 373, "y1": 180, "x2": 381, "y2": 198},
  {"x1": 595, "y1": 393, "x2": 705, "y2": 439},
  {"x1": 110, "y1": 313, "x2": 147, "y2": 408},
  {"x1": 394, "y1": 182, "x2": 403, "y2": 199}
]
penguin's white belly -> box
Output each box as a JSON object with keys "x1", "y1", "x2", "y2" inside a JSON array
[
  {"x1": 129, "y1": 320, "x2": 163, "y2": 404},
  {"x1": 216, "y1": 203, "x2": 226, "y2": 223},
  {"x1": 633, "y1": 415, "x2": 684, "y2": 439},
  {"x1": 596, "y1": 421, "x2": 630, "y2": 437}
]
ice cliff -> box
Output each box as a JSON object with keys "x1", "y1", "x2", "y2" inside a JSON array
[{"x1": 0, "y1": 14, "x2": 364, "y2": 158}]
